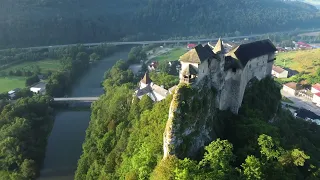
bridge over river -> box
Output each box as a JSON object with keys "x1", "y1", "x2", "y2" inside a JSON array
[{"x1": 53, "y1": 97, "x2": 99, "y2": 103}]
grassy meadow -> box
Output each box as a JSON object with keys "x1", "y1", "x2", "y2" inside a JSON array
[
  {"x1": 0, "y1": 76, "x2": 27, "y2": 93},
  {"x1": 0, "y1": 59, "x2": 61, "y2": 93},
  {"x1": 0, "y1": 59, "x2": 61, "y2": 74},
  {"x1": 275, "y1": 49, "x2": 320, "y2": 74},
  {"x1": 153, "y1": 48, "x2": 187, "y2": 62}
]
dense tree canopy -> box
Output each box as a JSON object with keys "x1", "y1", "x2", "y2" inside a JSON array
[
  {"x1": 76, "y1": 64, "x2": 320, "y2": 179},
  {"x1": 0, "y1": 0, "x2": 319, "y2": 48},
  {"x1": 0, "y1": 96, "x2": 54, "y2": 179}
]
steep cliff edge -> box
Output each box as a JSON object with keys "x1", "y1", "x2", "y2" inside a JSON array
[{"x1": 163, "y1": 78, "x2": 225, "y2": 159}]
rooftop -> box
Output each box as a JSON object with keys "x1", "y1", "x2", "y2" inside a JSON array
[
  {"x1": 152, "y1": 84, "x2": 169, "y2": 97},
  {"x1": 213, "y1": 38, "x2": 225, "y2": 54},
  {"x1": 141, "y1": 72, "x2": 152, "y2": 84},
  {"x1": 31, "y1": 82, "x2": 46, "y2": 89},
  {"x1": 272, "y1": 65, "x2": 286, "y2": 74},
  {"x1": 179, "y1": 44, "x2": 216, "y2": 63},
  {"x1": 226, "y1": 39, "x2": 276, "y2": 67},
  {"x1": 284, "y1": 82, "x2": 297, "y2": 90},
  {"x1": 295, "y1": 108, "x2": 320, "y2": 120},
  {"x1": 312, "y1": 83, "x2": 320, "y2": 91}
]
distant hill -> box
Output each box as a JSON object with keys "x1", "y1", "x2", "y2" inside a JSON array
[{"x1": 0, "y1": 0, "x2": 320, "y2": 48}]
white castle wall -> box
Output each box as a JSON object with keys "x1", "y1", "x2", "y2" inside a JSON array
[
  {"x1": 179, "y1": 51, "x2": 275, "y2": 114},
  {"x1": 180, "y1": 61, "x2": 199, "y2": 79},
  {"x1": 221, "y1": 54, "x2": 273, "y2": 113}
]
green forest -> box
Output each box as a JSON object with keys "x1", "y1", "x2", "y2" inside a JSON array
[
  {"x1": 0, "y1": 0, "x2": 320, "y2": 48},
  {"x1": 75, "y1": 60, "x2": 320, "y2": 179},
  {"x1": 0, "y1": 96, "x2": 54, "y2": 179}
]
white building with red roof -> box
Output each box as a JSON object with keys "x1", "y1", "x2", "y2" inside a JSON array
[
  {"x1": 272, "y1": 65, "x2": 288, "y2": 78},
  {"x1": 283, "y1": 82, "x2": 298, "y2": 96},
  {"x1": 311, "y1": 83, "x2": 320, "y2": 94},
  {"x1": 187, "y1": 44, "x2": 196, "y2": 49},
  {"x1": 313, "y1": 92, "x2": 320, "y2": 106}
]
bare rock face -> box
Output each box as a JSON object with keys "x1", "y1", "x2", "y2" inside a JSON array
[{"x1": 163, "y1": 80, "x2": 222, "y2": 159}]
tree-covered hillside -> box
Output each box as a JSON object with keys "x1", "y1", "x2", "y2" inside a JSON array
[
  {"x1": 0, "y1": 0, "x2": 320, "y2": 48},
  {"x1": 75, "y1": 60, "x2": 320, "y2": 179}
]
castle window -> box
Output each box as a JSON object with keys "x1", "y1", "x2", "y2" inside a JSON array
[
  {"x1": 249, "y1": 64, "x2": 251, "y2": 69},
  {"x1": 232, "y1": 68, "x2": 236, "y2": 72}
]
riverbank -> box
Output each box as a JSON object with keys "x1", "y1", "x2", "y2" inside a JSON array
[{"x1": 38, "y1": 48, "x2": 131, "y2": 180}]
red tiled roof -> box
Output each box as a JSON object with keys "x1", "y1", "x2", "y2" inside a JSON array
[
  {"x1": 284, "y1": 82, "x2": 297, "y2": 90},
  {"x1": 272, "y1": 65, "x2": 285, "y2": 73},
  {"x1": 187, "y1": 44, "x2": 196, "y2": 48},
  {"x1": 312, "y1": 83, "x2": 320, "y2": 91}
]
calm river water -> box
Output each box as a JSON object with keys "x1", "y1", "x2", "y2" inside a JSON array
[{"x1": 38, "y1": 48, "x2": 130, "y2": 180}]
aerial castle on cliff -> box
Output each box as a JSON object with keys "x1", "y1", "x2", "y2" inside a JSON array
[
  {"x1": 163, "y1": 39, "x2": 277, "y2": 159},
  {"x1": 179, "y1": 38, "x2": 277, "y2": 114}
]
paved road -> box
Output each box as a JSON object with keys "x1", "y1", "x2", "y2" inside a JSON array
[
  {"x1": 53, "y1": 97, "x2": 99, "y2": 102},
  {"x1": 3, "y1": 34, "x2": 261, "y2": 51},
  {"x1": 281, "y1": 90, "x2": 320, "y2": 116},
  {"x1": 3, "y1": 28, "x2": 320, "y2": 51}
]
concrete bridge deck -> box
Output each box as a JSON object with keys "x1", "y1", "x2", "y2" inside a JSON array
[{"x1": 53, "y1": 97, "x2": 99, "y2": 102}]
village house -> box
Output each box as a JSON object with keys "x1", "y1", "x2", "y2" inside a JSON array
[
  {"x1": 187, "y1": 43, "x2": 196, "y2": 49},
  {"x1": 313, "y1": 93, "x2": 320, "y2": 107},
  {"x1": 311, "y1": 83, "x2": 320, "y2": 94},
  {"x1": 30, "y1": 82, "x2": 46, "y2": 95},
  {"x1": 178, "y1": 38, "x2": 277, "y2": 113},
  {"x1": 135, "y1": 72, "x2": 174, "y2": 102},
  {"x1": 148, "y1": 61, "x2": 159, "y2": 71},
  {"x1": 272, "y1": 65, "x2": 288, "y2": 78},
  {"x1": 8, "y1": 88, "x2": 21, "y2": 99},
  {"x1": 282, "y1": 82, "x2": 299, "y2": 96}
]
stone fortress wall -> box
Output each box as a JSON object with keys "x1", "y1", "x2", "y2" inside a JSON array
[
  {"x1": 163, "y1": 39, "x2": 277, "y2": 159},
  {"x1": 180, "y1": 39, "x2": 277, "y2": 114}
]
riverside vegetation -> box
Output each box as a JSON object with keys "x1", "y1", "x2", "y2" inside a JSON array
[
  {"x1": 0, "y1": 44, "x2": 117, "y2": 95},
  {"x1": 75, "y1": 57, "x2": 320, "y2": 179},
  {"x1": 0, "y1": 96, "x2": 54, "y2": 179},
  {"x1": 0, "y1": 44, "x2": 119, "y2": 180}
]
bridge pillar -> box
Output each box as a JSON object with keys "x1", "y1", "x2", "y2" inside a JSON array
[{"x1": 163, "y1": 43, "x2": 166, "y2": 46}]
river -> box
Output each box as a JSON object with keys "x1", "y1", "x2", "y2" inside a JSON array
[{"x1": 38, "y1": 48, "x2": 131, "y2": 180}]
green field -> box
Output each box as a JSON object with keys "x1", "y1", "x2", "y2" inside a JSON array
[
  {"x1": 0, "y1": 59, "x2": 61, "y2": 74},
  {"x1": 275, "y1": 49, "x2": 320, "y2": 74},
  {"x1": 153, "y1": 48, "x2": 188, "y2": 62},
  {"x1": 0, "y1": 76, "x2": 27, "y2": 93}
]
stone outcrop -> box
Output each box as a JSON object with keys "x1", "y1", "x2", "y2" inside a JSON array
[
  {"x1": 163, "y1": 79, "x2": 223, "y2": 159},
  {"x1": 163, "y1": 39, "x2": 277, "y2": 159}
]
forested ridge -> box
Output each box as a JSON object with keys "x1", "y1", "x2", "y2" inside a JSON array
[
  {"x1": 1, "y1": 0, "x2": 320, "y2": 48},
  {"x1": 75, "y1": 59, "x2": 320, "y2": 179}
]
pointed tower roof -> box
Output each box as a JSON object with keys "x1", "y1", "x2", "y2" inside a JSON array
[
  {"x1": 213, "y1": 38, "x2": 225, "y2": 54},
  {"x1": 141, "y1": 72, "x2": 152, "y2": 84}
]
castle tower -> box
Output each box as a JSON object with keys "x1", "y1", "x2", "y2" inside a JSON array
[
  {"x1": 213, "y1": 38, "x2": 225, "y2": 54},
  {"x1": 140, "y1": 72, "x2": 152, "y2": 88},
  {"x1": 180, "y1": 64, "x2": 198, "y2": 84}
]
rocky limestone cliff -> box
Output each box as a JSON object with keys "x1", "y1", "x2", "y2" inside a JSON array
[{"x1": 163, "y1": 77, "x2": 224, "y2": 159}]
